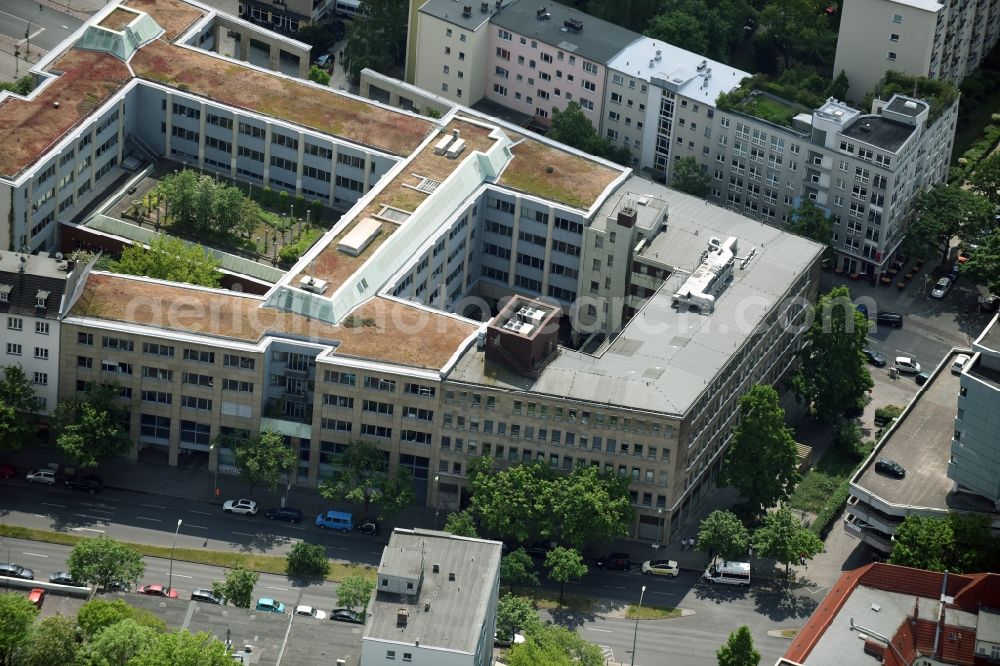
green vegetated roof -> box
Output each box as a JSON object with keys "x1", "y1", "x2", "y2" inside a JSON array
[
  {"x1": 716, "y1": 74, "x2": 820, "y2": 128},
  {"x1": 872, "y1": 71, "x2": 958, "y2": 124}
]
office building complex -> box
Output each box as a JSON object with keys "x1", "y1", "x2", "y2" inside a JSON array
[{"x1": 834, "y1": 0, "x2": 1000, "y2": 102}]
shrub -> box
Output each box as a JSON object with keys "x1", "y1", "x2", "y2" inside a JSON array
[
  {"x1": 809, "y1": 480, "x2": 851, "y2": 538},
  {"x1": 874, "y1": 405, "x2": 903, "y2": 426},
  {"x1": 293, "y1": 194, "x2": 307, "y2": 217},
  {"x1": 287, "y1": 542, "x2": 329, "y2": 578},
  {"x1": 309, "y1": 199, "x2": 324, "y2": 224},
  {"x1": 260, "y1": 186, "x2": 274, "y2": 207},
  {"x1": 277, "y1": 227, "x2": 322, "y2": 267},
  {"x1": 834, "y1": 421, "x2": 863, "y2": 454}
]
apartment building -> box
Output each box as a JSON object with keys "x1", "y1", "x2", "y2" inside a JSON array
[
  {"x1": 950, "y1": 314, "x2": 1000, "y2": 508},
  {"x1": 361, "y1": 529, "x2": 502, "y2": 665},
  {"x1": 834, "y1": 0, "x2": 1000, "y2": 101},
  {"x1": 238, "y1": 0, "x2": 335, "y2": 32},
  {"x1": 11, "y1": 0, "x2": 825, "y2": 539},
  {"x1": 0, "y1": 252, "x2": 79, "y2": 416}
]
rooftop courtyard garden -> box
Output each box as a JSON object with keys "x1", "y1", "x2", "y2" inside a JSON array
[
  {"x1": 864, "y1": 71, "x2": 959, "y2": 125},
  {"x1": 716, "y1": 71, "x2": 828, "y2": 127}
]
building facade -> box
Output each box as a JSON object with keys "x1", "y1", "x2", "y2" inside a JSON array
[{"x1": 834, "y1": 0, "x2": 1000, "y2": 101}]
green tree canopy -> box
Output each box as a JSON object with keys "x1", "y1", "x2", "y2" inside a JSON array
[
  {"x1": 110, "y1": 234, "x2": 222, "y2": 287},
  {"x1": 717, "y1": 625, "x2": 761, "y2": 666},
  {"x1": 552, "y1": 465, "x2": 633, "y2": 549},
  {"x1": 308, "y1": 65, "x2": 331, "y2": 85},
  {"x1": 212, "y1": 566, "x2": 259, "y2": 608},
  {"x1": 793, "y1": 286, "x2": 874, "y2": 423},
  {"x1": 645, "y1": 12, "x2": 708, "y2": 56},
  {"x1": 787, "y1": 200, "x2": 832, "y2": 253},
  {"x1": 752, "y1": 507, "x2": 824, "y2": 578},
  {"x1": 232, "y1": 429, "x2": 297, "y2": 496},
  {"x1": 508, "y1": 623, "x2": 604, "y2": 666},
  {"x1": 828, "y1": 70, "x2": 850, "y2": 101},
  {"x1": 698, "y1": 510, "x2": 751, "y2": 562},
  {"x1": 0, "y1": 593, "x2": 38, "y2": 664},
  {"x1": 0, "y1": 365, "x2": 41, "y2": 451},
  {"x1": 903, "y1": 185, "x2": 994, "y2": 262},
  {"x1": 54, "y1": 383, "x2": 132, "y2": 469},
  {"x1": 77, "y1": 598, "x2": 167, "y2": 640},
  {"x1": 496, "y1": 594, "x2": 540, "y2": 643},
  {"x1": 336, "y1": 575, "x2": 375, "y2": 613},
  {"x1": 318, "y1": 440, "x2": 415, "y2": 519},
  {"x1": 500, "y1": 548, "x2": 540, "y2": 592},
  {"x1": 720, "y1": 385, "x2": 801, "y2": 516},
  {"x1": 970, "y1": 152, "x2": 1000, "y2": 208},
  {"x1": 643, "y1": 0, "x2": 753, "y2": 62},
  {"x1": 67, "y1": 536, "x2": 146, "y2": 592},
  {"x1": 671, "y1": 156, "x2": 711, "y2": 197},
  {"x1": 24, "y1": 615, "x2": 80, "y2": 666},
  {"x1": 548, "y1": 102, "x2": 633, "y2": 166},
  {"x1": 343, "y1": 0, "x2": 408, "y2": 81},
  {"x1": 287, "y1": 542, "x2": 330, "y2": 578},
  {"x1": 443, "y1": 510, "x2": 478, "y2": 537},
  {"x1": 759, "y1": 0, "x2": 830, "y2": 68},
  {"x1": 81, "y1": 618, "x2": 158, "y2": 665},
  {"x1": 961, "y1": 228, "x2": 1000, "y2": 295},
  {"x1": 129, "y1": 629, "x2": 233, "y2": 666},
  {"x1": 585, "y1": 0, "x2": 661, "y2": 32},
  {"x1": 890, "y1": 514, "x2": 1000, "y2": 573},
  {"x1": 544, "y1": 547, "x2": 587, "y2": 605}
]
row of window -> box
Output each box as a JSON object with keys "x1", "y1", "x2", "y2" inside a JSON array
[{"x1": 5, "y1": 318, "x2": 50, "y2": 334}]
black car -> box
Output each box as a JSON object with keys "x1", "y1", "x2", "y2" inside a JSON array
[
  {"x1": 330, "y1": 608, "x2": 364, "y2": 624},
  {"x1": 357, "y1": 520, "x2": 378, "y2": 535},
  {"x1": 264, "y1": 507, "x2": 303, "y2": 523},
  {"x1": 65, "y1": 474, "x2": 103, "y2": 493},
  {"x1": 979, "y1": 294, "x2": 1000, "y2": 313},
  {"x1": 946, "y1": 262, "x2": 960, "y2": 282},
  {"x1": 49, "y1": 571, "x2": 83, "y2": 586},
  {"x1": 862, "y1": 349, "x2": 887, "y2": 367},
  {"x1": 523, "y1": 543, "x2": 550, "y2": 558},
  {"x1": 874, "y1": 459, "x2": 906, "y2": 479},
  {"x1": 596, "y1": 552, "x2": 632, "y2": 571},
  {"x1": 191, "y1": 588, "x2": 225, "y2": 604},
  {"x1": 105, "y1": 581, "x2": 131, "y2": 593},
  {"x1": 0, "y1": 563, "x2": 34, "y2": 580},
  {"x1": 874, "y1": 312, "x2": 903, "y2": 328}
]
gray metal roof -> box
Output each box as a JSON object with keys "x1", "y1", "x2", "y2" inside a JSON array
[
  {"x1": 365, "y1": 529, "x2": 502, "y2": 654},
  {"x1": 418, "y1": 0, "x2": 514, "y2": 31},
  {"x1": 840, "y1": 116, "x2": 915, "y2": 153},
  {"x1": 490, "y1": 0, "x2": 641, "y2": 64},
  {"x1": 0, "y1": 252, "x2": 70, "y2": 320},
  {"x1": 448, "y1": 176, "x2": 824, "y2": 417}
]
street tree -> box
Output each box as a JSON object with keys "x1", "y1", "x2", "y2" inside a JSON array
[
  {"x1": 903, "y1": 185, "x2": 994, "y2": 262},
  {"x1": 77, "y1": 598, "x2": 166, "y2": 639},
  {"x1": 793, "y1": 286, "x2": 874, "y2": 423},
  {"x1": 717, "y1": 625, "x2": 761, "y2": 666},
  {"x1": 720, "y1": 385, "x2": 801, "y2": 517},
  {"x1": 469, "y1": 462, "x2": 554, "y2": 544},
  {"x1": 671, "y1": 156, "x2": 712, "y2": 197},
  {"x1": 67, "y1": 537, "x2": 145, "y2": 592},
  {"x1": 787, "y1": 200, "x2": 832, "y2": 253},
  {"x1": 496, "y1": 594, "x2": 539, "y2": 643},
  {"x1": 759, "y1": 0, "x2": 829, "y2": 68},
  {"x1": 232, "y1": 429, "x2": 297, "y2": 496},
  {"x1": 508, "y1": 623, "x2": 604, "y2": 666},
  {"x1": 0, "y1": 365, "x2": 41, "y2": 451},
  {"x1": 110, "y1": 234, "x2": 222, "y2": 287},
  {"x1": 443, "y1": 510, "x2": 478, "y2": 537},
  {"x1": 318, "y1": 440, "x2": 415, "y2": 519},
  {"x1": 970, "y1": 152, "x2": 1000, "y2": 208},
  {"x1": 752, "y1": 507, "x2": 824, "y2": 579},
  {"x1": 129, "y1": 629, "x2": 233, "y2": 666},
  {"x1": 0, "y1": 593, "x2": 38, "y2": 664},
  {"x1": 54, "y1": 384, "x2": 132, "y2": 469},
  {"x1": 500, "y1": 548, "x2": 540, "y2": 592},
  {"x1": 81, "y1": 618, "x2": 159, "y2": 664},
  {"x1": 211, "y1": 566, "x2": 259, "y2": 608},
  {"x1": 697, "y1": 510, "x2": 751, "y2": 562},
  {"x1": 287, "y1": 542, "x2": 330, "y2": 578},
  {"x1": 336, "y1": 575, "x2": 375, "y2": 613},
  {"x1": 308, "y1": 65, "x2": 331, "y2": 85},
  {"x1": 544, "y1": 547, "x2": 587, "y2": 605},
  {"x1": 961, "y1": 228, "x2": 1000, "y2": 295},
  {"x1": 553, "y1": 465, "x2": 633, "y2": 550},
  {"x1": 24, "y1": 615, "x2": 80, "y2": 666}
]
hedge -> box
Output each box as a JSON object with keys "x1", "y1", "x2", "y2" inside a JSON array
[{"x1": 810, "y1": 479, "x2": 852, "y2": 538}]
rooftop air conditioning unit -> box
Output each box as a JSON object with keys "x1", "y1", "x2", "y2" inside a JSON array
[
  {"x1": 564, "y1": 17, "x2": 583, "y2": 31},
  {"x1": 445, "y1": 138, "x2": 466, "y2": 158},
  {"x1": 697, "y1": 60, "x2": 707, "y2": 71},
  {"x1": 299, "y1": 275, "x2": 329, "y2": 294},
  {"x1": 481, "y1": 1, "x2": 489, "y2": 11},
  {"x1": 462, "y1": 4, "x2": 472, "y2": 17},
  {"x1": 655, "y1": 50, "x2": 662, "y2": 60}
]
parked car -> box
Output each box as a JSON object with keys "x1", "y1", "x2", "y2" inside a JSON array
[
  {"x1": 0, "y1": 464, "x2": 15, "y2": 479},
  {"x1": 315, "y1": 510, "x2": 353, "y2": 532},
  {"x1": 26, "y1": 469, "x2": 56, "y2": 485},
  {"x1": 862, "y1": 349, "x2": 887, "y2": 367},
  {"x1": 356, "y1": 520, "x2": 378, "y2": 536},
  {"x1": 294, "y1": 605, "x2": 327, "y2": 620},
  {"x1": 951, "y1": 354, "x2": 971, "y2": 374},
  {"x1": 330, "y1": 608, "x2": 364, "y2": 624},
  {"x1": 874, "y1": 459, "x2": 906, "y2": 479},
  {"x1": 28, "y1": 588, "x2": 45, "y2": 609},
  {"x1": 0, "y1": 563, "x2": 34, "y2": 580},
  {"x1": 139, "y1": 584, "x2": 178, "y2": 598},
  {"x1": 49, "y1": 571, "x2": 84, "y2": 586},
  {"x1": 191, "y1": 588, "x2": 224, "y2": 604},
  {"x1": 894, "y1": 357, "x2": 921, "y2": 374},
  {"x1": 105, "y1": 581, "x2": 131, "y2": 593},
  {"x1": 65, "y1": 474, "x2": 103, "y2": 493},
  {"x1": 223, "y1": 499, "x2": 258, "y2": 515},
  {"x1": 641, "y1": 559, "x2": 679, "y2": 577},
  {"x1": 915, "y1": 371, "x2": 931, "y2": 386},
  {"x1": 874, "y1": 312, "x2": 903, "y2": 328},
  {"x1": 979, "y1": 294, "x2": 999, "y2": 313},
  {"x1": 596, "y1": 553, "x2": 632, "y2": 571},
  {"x1": 264, "y1": 507, "x2": 303, "y2": 523},
  {"x1": 255, "y1": 598, "x2": 285, "y2": 614},
  {"x1": 946, "y1": 262, "x2": 960, "y2": 282},
  {"x1": 931, "y1": 277, "x2": 952, "y2": 299},
  {"x1": 522, "y1": 543, "x2": 550, "y2": 559}
]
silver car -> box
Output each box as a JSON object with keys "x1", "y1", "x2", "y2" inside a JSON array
[{"x1": 931, "y1": 277, "x2": 951, "y2": 299}]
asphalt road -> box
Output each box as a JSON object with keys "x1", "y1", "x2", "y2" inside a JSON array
[{"x1": 0, "y1": 0, "x2": 82, "y2": 53}]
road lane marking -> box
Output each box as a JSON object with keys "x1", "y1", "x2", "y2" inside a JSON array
[
  {"x1": 73, "y1": 513, "x2": 110, "y2": 520},
  {"x1": 648, "y1": 590, "x2": 676, "y2": 596},
  {"x1": 189, "y1": 510, "x2": 212, "y2": 516},
  {"x1": 168, "y1": 574, "x2": 193, "y2": 579},
  {"x1": 185, "y1": 524, "x2": 208, "y2": 530},
  {"x1": 266, "y1": 586, "x2": 289, "y2": 591},
  {"x1": 41, "y1": 502, "x2": 67, "y2": 508},
  {"x1": 232, "y1": 531, "x2": 257, "y2": 537},
  {"x1": 142, "y1": 504, "x2": 166, "y2": 509},
  {"x1": 287, "y1": 526, "x2": 306, "y2": 531},
  {"x1": 22, "y1": 552, "x2": 48, "y2": 558},
  {"x1": 72, "y1": 527, "x2": 105, "y2": 533},
  {"x1": 136, "y1": 516, "x2": 161, "y2": 522},
  {"x1": 586, "y1": 628, "x2": 613, "y2": 633}
]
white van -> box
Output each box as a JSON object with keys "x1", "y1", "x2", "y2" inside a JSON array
[{"x1": 702, "y1": 561, "x2": 751, "y2": 587}]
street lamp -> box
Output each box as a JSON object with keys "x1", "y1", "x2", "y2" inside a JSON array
[
  {"x1": 433, "y1": 474, "x2": 441, "y2": 529},
  {"x1": 630, "y1": 585, "x2": 647, "y2": 666},
  {"x1": 657, "y1": 507, "x2": 665, "y2": 546},
  {"x1": 209, "y1": 443, "x2": 220, "y2": 498},
  {"x1": 168, "y1": 519, "x2": 182, "y2": 594}
]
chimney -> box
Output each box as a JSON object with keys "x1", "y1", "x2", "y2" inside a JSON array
[
  {"x1": 397, "y1": 608, "x2": 410, "y2": 627},
  {"x1": 462, "y1": 4, "x2": 472, "y2": 17},
  {"x1": 617, "y1": 206, "x2": 637, "y2": 228},
  {"x1": 452, "y1": 128, "x2": 460, "y2": 139}
]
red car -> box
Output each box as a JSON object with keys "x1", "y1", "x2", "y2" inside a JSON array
[
  {"x1": 139, "y1": 584, "x2": 178, "y2": 598},
  {"x1": 0, "y1": 464, "x2": 15, "y2": 479}
]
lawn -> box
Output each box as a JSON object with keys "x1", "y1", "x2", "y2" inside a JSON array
[
  {"x1": 626, "y1": 604, "x2": 683, "y2": 620},
  {"x1": 740, "y1": 94, "x2": 804, "y2": 127},
  {"x1": 788, "y1": 445, "x2": 862, "y2": 514}
]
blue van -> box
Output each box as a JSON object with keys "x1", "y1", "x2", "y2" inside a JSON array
[{"x1": 316, "y1": 510, "x2": 353, "y2": 532}]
